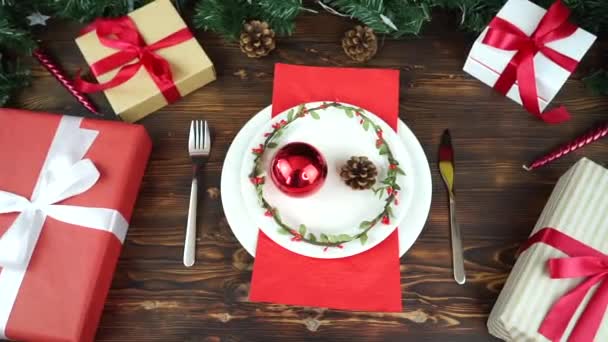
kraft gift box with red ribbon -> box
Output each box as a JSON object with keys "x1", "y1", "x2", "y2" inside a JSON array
[
  {"x1": 0, "y1": 109, "x2": 151, "y2": 341},
  {"x1": 75, "y1": 0, "x2": 216, "y2": 123},
  {"x1": 463, "y1": 0, "x2": 596, "y2": 124},
  {"x1": 488, "y1": 158, "x2": 608, "y2": 342}
]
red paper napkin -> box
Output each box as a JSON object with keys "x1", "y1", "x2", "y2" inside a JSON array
[{"x1": 249, "y1": 64, "x2": 402, "y2": 312}]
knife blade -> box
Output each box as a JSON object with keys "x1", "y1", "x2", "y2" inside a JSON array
[{"x1": 439, "y1": 129, "x2": 466, "y2": 285}]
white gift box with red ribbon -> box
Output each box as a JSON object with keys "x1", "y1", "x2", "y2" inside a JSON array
[{"x1": 463, "y1": 0, "x2": 596, "y2": 113}]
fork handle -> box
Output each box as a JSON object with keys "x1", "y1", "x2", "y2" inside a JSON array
[
  {"x1": 449, "y1": 195, "x2": 466, "y2": 284},
  {"x1": 184, "y1": 177, "x2": 198, "y2": 267}
]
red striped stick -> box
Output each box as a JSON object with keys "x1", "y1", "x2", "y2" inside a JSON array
[{"x1": 524, "y1": 122, "x2": 608, "y2": 171}]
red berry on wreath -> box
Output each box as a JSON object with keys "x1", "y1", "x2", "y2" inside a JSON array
[
  {"x1": 250, "y1": 176, "x2": 265, "y2": 185},
  {"x1": 252, "y1": 144, "x2": 264, "y2": 154}
]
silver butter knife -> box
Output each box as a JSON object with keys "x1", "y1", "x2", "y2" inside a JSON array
[{"x1": 439, "y1": 129, "x2": 465, "y2": 285}]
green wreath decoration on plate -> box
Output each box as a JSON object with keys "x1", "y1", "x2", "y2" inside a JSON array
[{"x1": 249, "y1": 102, "x2": 405, "y2": 248}]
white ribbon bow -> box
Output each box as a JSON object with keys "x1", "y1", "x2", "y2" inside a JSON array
[
  {"x1": 0, "y1": 158, "x2": 127, "y2": 268},
  {"x1": 0, "y1": 116, "x2": 128, "y2": 340}
]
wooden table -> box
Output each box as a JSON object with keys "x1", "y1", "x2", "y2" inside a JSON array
[{"x1": 12, "y1": 9, "x2": 607, "y2": 342}]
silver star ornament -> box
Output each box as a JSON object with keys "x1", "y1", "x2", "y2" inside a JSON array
[{"x1": 27, "y1": 12, "x2": 51, "y2": 26}]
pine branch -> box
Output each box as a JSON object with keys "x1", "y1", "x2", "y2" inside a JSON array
[
  {"x1": 434, "y1": 0, "x2": 503, "y2": 33},
  {"x1": 437, "y1": 0, "x2": 608, "y2": 34},
  {"x1": 324, "y1": 0, "x2": 393, "y2": 34},
  {"x1": 257, "y1": 0, "x2": 303, "y2": 20},
  {"x1": 0, "y1": 59, "x2": 30, "y2": 107},
  {"x1": 193, "y1": 0, "x2": 309, "y2": 38},
  {"x1": 193, "y1": 0, "x2": 250, "y2": 40},
  {"x1": 385, "y1": 0, "x2": 432, "y2": 37},
  {"x1": 558, "y1": 0, "x2": 608, "y2": 34},
  {"x1": 256, "y1": 0, "x2": 305, "y2": 35},
  {"x1": 583, "y1": 70, "x2": 608, "y2": 96},
  {"x1": 50, "y1": 0, "x2": 149, "y2": 22},
  {"x1": 0, "y1": 17, "x2": 37, "y2": 55},
  {"x1": 0, "y1": 5, "x2": 38, "y2": 55}
]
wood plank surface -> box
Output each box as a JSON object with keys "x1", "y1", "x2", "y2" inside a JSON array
[{"x1": 7, "y1": 8, "x2": 608, "y2": 342}]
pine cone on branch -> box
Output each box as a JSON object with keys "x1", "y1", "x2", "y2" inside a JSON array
[
  {"x1": 342, "y1": 25, "x2": 378, "y2": 63},
  {"x1": 340, "y1": 156, "x2": 378, "y2": 190},
  {"x1": 239, "y1": 20, "x2": 276, "y2": 58}
]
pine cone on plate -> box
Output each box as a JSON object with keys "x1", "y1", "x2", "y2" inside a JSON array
[
  {"x1": 342, "y1": 25, "x2": 378, "y2": 63},
  {"x1": 340, "y1": 156, "x2": 378, "y2": 190},
  {"x1": 239, "y1": 20, "x2": 276, "y2": 58}
]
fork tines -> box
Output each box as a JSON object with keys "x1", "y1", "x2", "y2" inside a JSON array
[{"x1": 189, "y1": 120, "x2": 211, "y2": 156}]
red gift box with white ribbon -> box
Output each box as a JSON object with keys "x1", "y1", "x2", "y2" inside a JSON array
[{"x1": 0, "y1": 109, "x2": 151, "y2": 341}]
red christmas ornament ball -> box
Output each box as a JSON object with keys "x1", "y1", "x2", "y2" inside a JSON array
[{"x1": 270, "y1": 142, "x2": 328, "y2": 197}]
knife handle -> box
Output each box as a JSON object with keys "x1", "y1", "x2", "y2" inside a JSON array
[{"x1": 449, "y1": 195, "x2": 466, "y2": 284}]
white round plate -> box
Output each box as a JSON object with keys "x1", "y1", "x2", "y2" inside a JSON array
[
  {"x1": 221, "y1": 104, "x2": 432, "y2": 258},
  {"x1": 240, "y1": 102, "x2": 410, "y2": 259}
]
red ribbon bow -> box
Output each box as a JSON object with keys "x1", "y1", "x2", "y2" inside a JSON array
[
  {"x1": 482, "y1": 0, "x2": 579, "y2": 124},
  {"x1": 520, "y1": 227, "x2": 608, "y2": 341},
  {"x1": 74, "y1": 16, "x2": 193, "y2": 103}
]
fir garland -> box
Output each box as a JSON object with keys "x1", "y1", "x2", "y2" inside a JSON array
[
  {"x1": 193, "y1": 0, "x2": 314, "y2": 40},
  {"x1": 192, "y1": 0, "x2": 608, "y2": 39},
  {"x1": 0, "y1": 0, "x2": 607, "y2": 105}
]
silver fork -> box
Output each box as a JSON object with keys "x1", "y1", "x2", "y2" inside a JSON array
[{"x1": 185, "y1": 120, "x2": 211, "y2": 267}]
